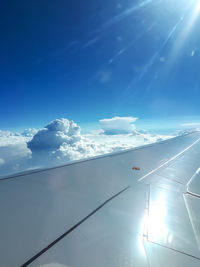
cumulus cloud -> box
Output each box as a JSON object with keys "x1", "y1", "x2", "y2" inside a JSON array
[
  {"x1": 0, "y1": 117, "x2": 172, "y2": 178},
  {"x1": 27, "y1": 118, "x2": 106, "y2": 167},
  {"x1": 99, "y1": 116, "x2": 138, "y2": 134},
  {"x1": 21, "y1": 128, "x2": 38, "y2": 137},
  {"x1": 28, "y1": 119, "x2": 81, "y2": 153}
]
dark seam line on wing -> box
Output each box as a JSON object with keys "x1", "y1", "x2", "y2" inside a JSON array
[
  {"x1": 186, "y1": 191, "x2": 200, "y2": 199},
  {"x1": 21, "y1": 185, "x2": 131, "y2": 267},
  {"x1": 147, "y1": 240, "x2": 200, "y2": 261}
]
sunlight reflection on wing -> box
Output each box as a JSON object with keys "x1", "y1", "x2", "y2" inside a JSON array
[
  {"x1": 147, "y1": 191, "x2": 168, "y2": 242},
  {"x1": 141, "y1": 190, "x2": 174, "y2": 245}
]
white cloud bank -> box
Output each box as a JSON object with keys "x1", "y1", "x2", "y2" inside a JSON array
[
  {"x1": 99, "y1": 116, "x2": 138, "y2": 134},
  {"x1": 0, "y1": 130, "x2": 32, "y2": 176},
  {"x1": 0, "y1": 117, "x2": 173, "y2": 178}
]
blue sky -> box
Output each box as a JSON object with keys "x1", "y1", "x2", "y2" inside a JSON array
[{"x1": 1, "y1": 0, "x2": 200, "y2": 131}]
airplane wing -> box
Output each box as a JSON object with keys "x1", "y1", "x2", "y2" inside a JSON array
[{"x1": 1, "y1": 132, "x2": 200, "y2": 267}]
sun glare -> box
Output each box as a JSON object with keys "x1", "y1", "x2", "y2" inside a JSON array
[
  {"x1": 195, "y1": 0, "x2": 200, "y2": 12},
  {"x1": 166, "y1": 0, "x2": 200, "y2": 68},
  {"x1": 141, "y1": 190, "x2": 173, "y2": 246}
]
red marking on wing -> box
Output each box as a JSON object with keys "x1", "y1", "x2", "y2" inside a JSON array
[{"x1": 132, "y1": 167, "x2": 140, "y2": 171}]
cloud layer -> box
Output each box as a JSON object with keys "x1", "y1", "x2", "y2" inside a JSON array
[{"x1": 0, "y1": 117, "x2": 172, "y2": 178}]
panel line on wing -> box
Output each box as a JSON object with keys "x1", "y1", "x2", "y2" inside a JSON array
[
  {"x1": 186, "y1": 192, "x2": 200, "y2": 199},
  {"x1": 144, "y1": 185, "x2": 200, "y2": 261},
  {"x1": 138, "y1": 137, "x2": 200, "y2": 182},
  {"x1": 20, "y1": 185, "x2": 131, "y2": 267},
  {"x1": 147, "y1": 240, "x2": 200, "y2": 261}
]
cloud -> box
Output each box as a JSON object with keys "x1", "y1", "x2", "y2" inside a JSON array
[
  {"x1": 28, "y1": 117, "x2": 168, "y2": 169},
  {"x1": 21, "y1": 128, "x2": 38, "y2": 137},
  {"x1": 27, "y1": 118, "x2": 103, "y2": 167},
  {"x1": 86, "y1": 131, "x2": 169, "y2": 153},
  {"x1": 27, "y1": 119, "x2": 81, "y2": 153},
  {"x1": 181, "y1": 122, "x2": 200, "y2": 127},
  {"x1": 99, "y1": 116, "x2": 138, "y2": 134},
  {"x1": 0, "y1": 130, "x2": 32, "y2": 177},
  {"x1": 0, "y1": 117, "x2": 172, "y2": 178}
]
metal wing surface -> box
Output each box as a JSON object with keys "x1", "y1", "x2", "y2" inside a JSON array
[{"x1": 1, "y1": 132, "x2": 200, "y2": 266}]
